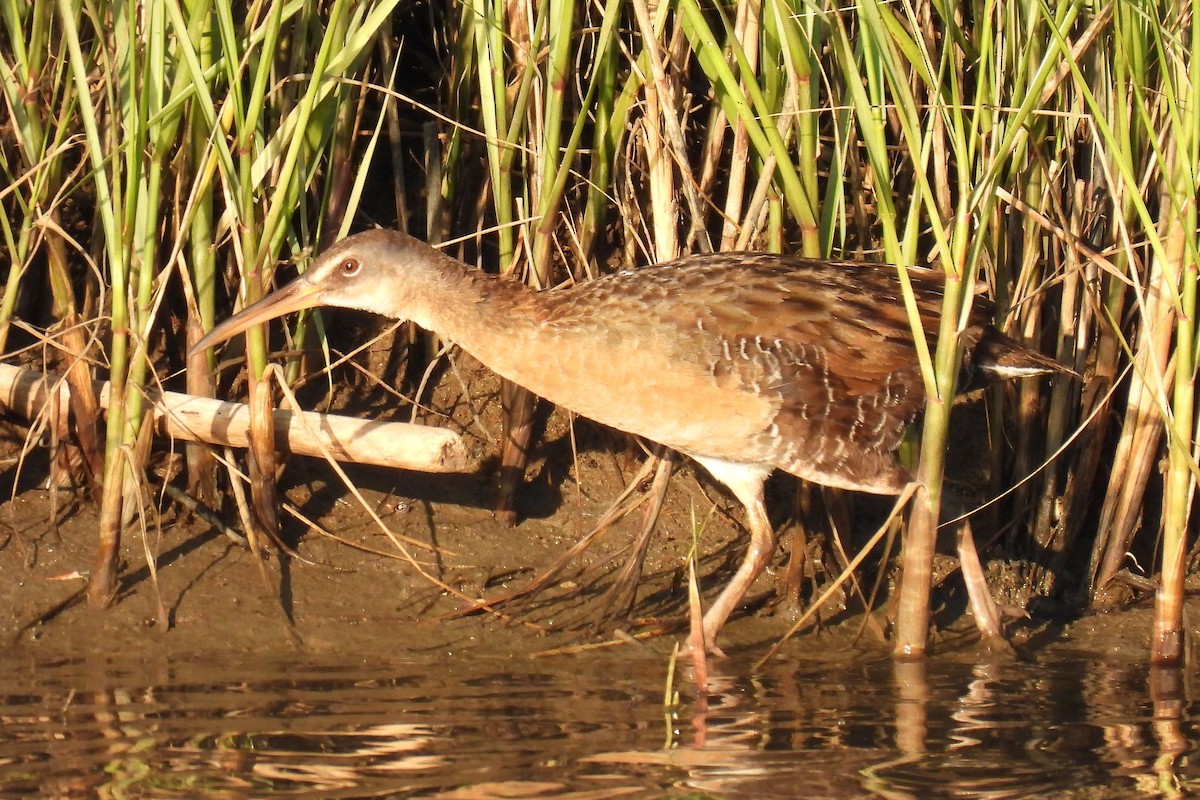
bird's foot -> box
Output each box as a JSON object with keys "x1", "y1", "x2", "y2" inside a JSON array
[{"x1": 678, "y1": 637, "x2": 728, "y2": 659}]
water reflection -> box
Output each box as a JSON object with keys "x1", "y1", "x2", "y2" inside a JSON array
[{"x1": 0, "y1": 650, "x2": 1197, "y2": 798}]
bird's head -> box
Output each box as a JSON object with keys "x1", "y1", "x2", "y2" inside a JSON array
[{"x1": 191, "y1": 229, "x2": 452, "y2": 355}]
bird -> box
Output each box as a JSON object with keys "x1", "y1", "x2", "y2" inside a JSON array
[{"x1": 192, "y1": 229, "x2": 1069, "y2": 650}]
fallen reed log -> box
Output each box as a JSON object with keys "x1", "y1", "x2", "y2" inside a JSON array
[{"x1": 0, "y1": 362, "x2": 473, "y2": 473}]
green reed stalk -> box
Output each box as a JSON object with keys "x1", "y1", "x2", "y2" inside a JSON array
[
  {"x1": 537, "y1": 0, "x2": 625, "y2": 269},
  {"x1": 0, "y1": 1, "x2": 52, "y2": 355},
  {"x1": 529, "y1": 0, "x2": 575, "y2": 279},
  {"x1": 631, "y1": 0, "x2": 678, "y2": 259},
  {"x1": 468, "y1": 0, "x2": 517, "y2": 271},
  {"x1": 1088, "y1": 1, "x2": 1155, "y2": 592},
  {"x1": 677, "y1": 0, "x2": 817, "y2": 257},
  {"x1": 1026, "y1": 22, "x2": 1105, "y2": 585},
  {"x1": 55, "y1": 0, "x2": 130, "y2": 605},
  {"x1": 577, "y1": 0, "x2": 619, "y2": 262},
  {"x1": 183, "y1": 0, "x2": 218, "y2": 502},
  {"x1": 125, "y1": 0, "x2": 180, "y2": 443},
  {"x1": 247, "y1": 0, "x2": 349, "y2": 376},
  {"x1": 580, "y1": 0, "x2": 651, "y2": 262},
  {"x1": 769, "y1": 0, "x2": 821, "y2": 254},
  {"x1": 832, "y1": 0, "x2": 1085, "y2": 653},
  {"x1": 226, "y1": 0, "x2": 284, "y2": 380},
  {"x1": 1150, "y1": 2, "x2": 1198, "y2": 665},
  {"x1": 714, "y1": 0, "x2": 758, "y2": 251},
  {"x1": 185, "y1": 0, "x2": 215, "y2": 336},
  {"x1": 0, "y1": 6, "x2": 71, "y2": 341}
]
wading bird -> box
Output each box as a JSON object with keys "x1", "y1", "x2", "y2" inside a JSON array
[{"x1": 193, "y1": 229, "x2": 1068, "y2": 650}]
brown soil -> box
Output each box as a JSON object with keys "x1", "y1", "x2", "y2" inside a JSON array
[{"x1": 0, "y1": 348, "x2": 1170, "y2": 666}]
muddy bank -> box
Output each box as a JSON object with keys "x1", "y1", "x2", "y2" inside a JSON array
[{"x1": 0, "y1": 356, "x2": 1169, "y2": 668}]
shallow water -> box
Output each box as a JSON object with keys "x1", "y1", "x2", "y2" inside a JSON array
[{"x1": 0, "y1": 647, "x2": 1196, "y2": 799}]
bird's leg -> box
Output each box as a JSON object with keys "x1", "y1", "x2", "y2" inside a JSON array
[
  {"x1": 691, "y1": 458, "x2": 775, "y2": 652},
  {"x1": 701, "y1": 491, "x2": 776, "y2": 650}
]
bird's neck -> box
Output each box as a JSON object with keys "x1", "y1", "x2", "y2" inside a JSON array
[{"x1": 413, "y1": 265, "x2": 547, "y2": 376}]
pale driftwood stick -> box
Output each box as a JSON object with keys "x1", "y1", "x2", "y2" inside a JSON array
[{"x1": 0, "y1": 362, "x2": 473, "y2": 473}]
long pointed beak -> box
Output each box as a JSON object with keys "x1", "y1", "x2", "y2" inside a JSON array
[{"x1": 190, "y1": 277, "x2": 324, "y2": 356}]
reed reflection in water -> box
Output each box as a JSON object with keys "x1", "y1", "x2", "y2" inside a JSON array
[{"x1": 0, "y1": 651, "x2": 1196, "y2": 798}]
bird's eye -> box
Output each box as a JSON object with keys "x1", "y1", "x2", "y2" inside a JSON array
[{"x1": 340, "y1": 258, "x2": 361, "y2": 277}]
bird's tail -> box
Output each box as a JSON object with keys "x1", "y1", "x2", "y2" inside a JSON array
[{"x1": 972, "y1": 328, "x2": 1079, "y2": 380}]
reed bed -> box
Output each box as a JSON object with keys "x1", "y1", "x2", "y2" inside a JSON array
[{"x1": 0, "y1": 0, "x2": 1196, "y2": 663}]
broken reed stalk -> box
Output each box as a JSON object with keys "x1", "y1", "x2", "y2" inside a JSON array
[{"x1": 460, "y1": 0, "x2": 537, "y2": 524}]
